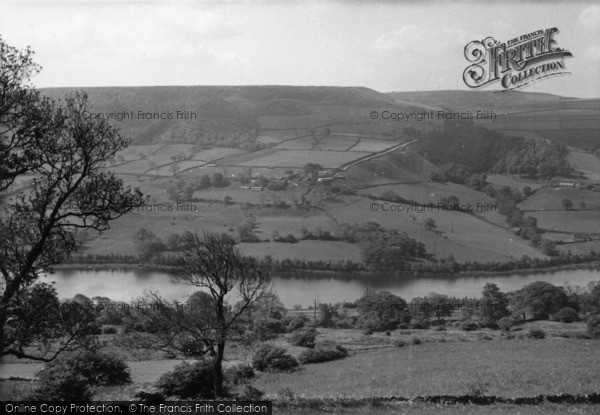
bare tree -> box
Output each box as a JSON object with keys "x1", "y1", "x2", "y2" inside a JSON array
[{"x1": 120, "y1": 231, "x2": 269, "y2": 398}]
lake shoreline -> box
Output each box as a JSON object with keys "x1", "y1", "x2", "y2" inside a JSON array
[{"x1": 55, "y1": 260, "x2": 600, "y2": 281}]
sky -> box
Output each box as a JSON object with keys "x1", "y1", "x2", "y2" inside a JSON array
[{"x1": 1, "y1": 0, "x2": 599, "y2": 98}]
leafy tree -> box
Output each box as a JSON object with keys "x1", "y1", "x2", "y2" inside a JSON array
[
  {"x1": 426, "y1": 293, "x2": 453, "y2": 322},
  {"x1": 120, "y1": 232, "x2": 269, "y2": 398},
  {"x1": 562, "y1": 198, "x2": 573, "y2": 210},
  {"x1": 425, "y1": 218, "x2": 436, "y2": 230},
  {"x1": 510, "y1": 281, "x2": 569, "y2": 321},
  {"x1": 198, "y1": 174, "x2": 212, "y2": 189},
  {"x1": 0, "y1": 38, "x2": 145, "y2": 361},
  {"x1": 356, "y1": 291, "x2": 410, "y2": 331},
  {"x1": 479, "y1": 283, "x2": 509, "y2": 327},
  {"x1": 212, "y1": 172, "x2": 225, "y2": 187}
]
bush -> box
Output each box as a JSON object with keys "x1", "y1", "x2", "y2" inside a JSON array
[
  {"x1": 156, "y1": 360, "x2": 216, "y2": 399},
  {"x1": 224, "y1": 363, "x2": 255, "y2": 385},
  {"x1": 297, "y1": 342, "x2": 349, "y2": 364},
  {"x1": 460, "y1": 321, "x2": 479, "y2": 331},
  {"x1": 412, "y1": 336, "x2": 422, "y2": 345},
  {"x1": 410, "y1": 318, "x2": 431, "y2": 329},
  {"x1": 393, "y1": 339, "x2": 406, "y2": 348},
  {"x1": 32, "y1": 370, "x2": 93, "y2": 401},
  {"x1": 335, "y1": 318, "x2": 354, "y2": 329},
  {"x1": 555, "y1": 307, "x2": 578, "y2": 323},
  {"x1": 587, "y1": 314, "x2": 600, "y2": 338},
  {"x1": 31, "y1": 349, "x2": 131, "y2": 401},
  {"x1": 286, "y1": 317, "x2": 307, "y2": 332},
  {"x1": 252, "y1": 344, "x2": 298, "y2": 372},
  {"x1": 527, "y1": 328, "x2": 546, "y2": 339},
  {"x1": 102, "y1": 326, "x2": 118, "y2": 335},
  {"x1": 498, "y1": 317, "x2": 514, "y2": 332},
  {"x1": 288, "y1": 328, "x2": 317, "y2": 348},
  {"x1": 240, "y1": 385, "x2": 265, "y2": 400}
]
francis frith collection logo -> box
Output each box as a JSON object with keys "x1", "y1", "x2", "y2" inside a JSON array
[{"x1": 463, "y1": 28, "x2": 573, "y2": 91}]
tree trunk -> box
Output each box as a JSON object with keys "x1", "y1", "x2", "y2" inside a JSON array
[{"x1": 213, "y1": 341, "x2": 226, "y2": 398}]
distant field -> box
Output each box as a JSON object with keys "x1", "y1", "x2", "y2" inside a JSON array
[
  {"x1": 569, "y1": 151, "x2": 600, "y2": 181},
  {"x1": 240, "y1": 240, "x2": 362, "y2": 262},
  {"x1": 519, "y1": 187, "x2": 600, "y2": 211},
  {"x1": 235, "y1": 150, "x2": 370, "y2": 169},
  {"x1": 351, "y1": 138, "x2": 399, "y2": 152},
  {"x1": 275, "y1": 136, "x2": 316, "y2": 150},
  {"x1": 485, "y1": 174, "x2": 543, "y2": 190},
  {"x1": 324, "y1": 196, "x2": 545, "y2": 262},
  {"x1": 252, "y1": 338, "x2": 600, "y2": 398},
  {"x1": 527, "y1": 210, "x2": 600, "y2": 233},
  {"x1": 312, "y1": 135, "x2": 358, "y2": 151}
]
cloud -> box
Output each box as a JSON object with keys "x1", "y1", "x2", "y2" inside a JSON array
[
  {"x1": 578, "y1": 5, "x2": 600, "y2": 31},
  {"x1": 372, "y1": 26, "x2": 481, "y2": 56},
  {"x1": 584, "y1": 45, "x2": 600, "y2": 62}
]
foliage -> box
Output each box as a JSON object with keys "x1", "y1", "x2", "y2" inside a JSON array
[
  {"x1": 252, "y1": 344, "x2": 299, "y2": 372},
  {"x1": 554, "y1": 307, "x2": 578, "y2": 323},
  {"x1": 527, "y1": 328, "x2": 546, "y2": 339},
  {"x1": 120, "y1": 232, "x2": 269, "y2": 398},
  {"x1": 0, "y1": 37, "x2": 145, "y2": 362},
  {"x1": 587, "y1": 314, "x2": 600, "y2": 338},
  {"x1": 356, "y1": 291, "x2": 411, "y2": 331},
  {"x1": 297, "y1": 341, "x2": 348, "y2": 364},
  {"x1": 156, "y1": 360, "x2": 217, "y2": 399},
  {"x1": 288, "y1": 328, "x2": 317, "y2": 348},
  {"x1": 479, "y1": 283, "x2": 510, "y2": 327},
  {"x1": 510, "y1": 282, "x2": 569, "y2": 321},
  {"x1": 31, "y1": 348, "x2": 130, "y2": 401},
  {"x1": 286, "y1": 317, "x2": 307, "y2": 332},
  {"x1": 498, "y1": 317, "x2": 514, "y2": 332},
  {"x1": 224, "y1": 363, "x2": 255, "y2": 385}
]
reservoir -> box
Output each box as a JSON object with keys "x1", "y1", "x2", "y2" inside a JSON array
[{"x1": 47, "y1": 268, "x2": 600, "y2": 307}]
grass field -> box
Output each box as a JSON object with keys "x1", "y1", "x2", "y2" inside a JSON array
[
  {"x1": 519, "y1": 187, "x2": 600, "y2": 211},
  {"x1": 568, "y1": 151, "x2": 600, "y2": 181},
  {"x1": 526, "y1": 210, "x2": 600, "y2": 234},
  {"x1": 324, "y1": 196, "x2": 545, "y2": 262},
  {"x1": 236, "y1": 150, "x2": 371, "y2": 169},
  {"x1": 252, "y1": 338, "x2": 600, "y2": 398}
]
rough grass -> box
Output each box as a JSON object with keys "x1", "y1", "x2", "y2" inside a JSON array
[{"x1": 252, "y1": 338, "x2": 600, "y2": 398}]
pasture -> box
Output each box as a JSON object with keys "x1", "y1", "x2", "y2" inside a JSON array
[{"x1": 251, "y1": 338, "x2": 600, "y2": 398}]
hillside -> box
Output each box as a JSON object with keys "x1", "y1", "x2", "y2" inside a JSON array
[
  {"x1": 41, "y1": 86, "x2": 420, "y2": 148},
  {"x1": 389, "y1": 90, "x2": 600, "y2": 150}
]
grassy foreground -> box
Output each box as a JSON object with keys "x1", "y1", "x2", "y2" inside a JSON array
[{"x1": 252, "y1": 338, "x2": 600, "y2": 398}]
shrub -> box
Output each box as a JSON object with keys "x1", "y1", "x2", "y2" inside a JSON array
[
  {"x1": 335, "y1": 318, "x2": 354, "y2": 329},
  {"x1": 587, "y1": 314, "x2": 600, "y2": 338},
  {"x1": 297, "y1": 342, "x2": 348, "y2": 364},
  {"x1": 410, "y1": 318, "x2": 430, "y2": 329},
  {"x1": 362, "y1": 328, "x2": 374, "y2": 335},
  {"x1": 102, "y1": 326, "x2": 118, "y2": 335},
  {"x1": 286, "y1": 317, "x2": 306, "y2": 333},
  {"x1": 288, "y1": 328, "x2": 317, "y2": 348},
  {"x1": 460, "y1": 321, "x2": 479, "y2": 331},
  {"x1": 155, "y1": 360, "x2": 216, "y2": 399},
  {"x1": 555, "y1": 307, "x2": 578, "y2": 323},
  {"x1": 498, "y1": 317, "x2": 514, "y2": 332},
  {"x1": 240, "y1": 385, "x2": 265, "y2": 400},
  {"x1": 32, "y1": 365, "x2": 94, "y2": 401},
  {"x1": 51, "y1": 350, "x2": 130, "y2": 386},
  {"x1": 31, "y1": 349, "x2": 131, "y2": 401},
  {"x1": 412, "y1": 336, "x2": 422, "y2": 345},
  {"x1": 393, "y1": 339, "x2": 406, "y2": 348},
  {"x1": 527, "y1": 328, "x2": 546, "y2": 339},
  {"x1": 385, "y1": 330, "x2": 391, "y2": 336},
  {"x1": 252, "y1": 344, "x2": 298, "y2": 372},
  {"x1": 224, "y1": 363, "x2": 255, "y2": 385}
]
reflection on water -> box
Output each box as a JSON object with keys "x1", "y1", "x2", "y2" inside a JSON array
[{"x1": 47, "y1": 268, "x2": 600, "y2": 308}]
